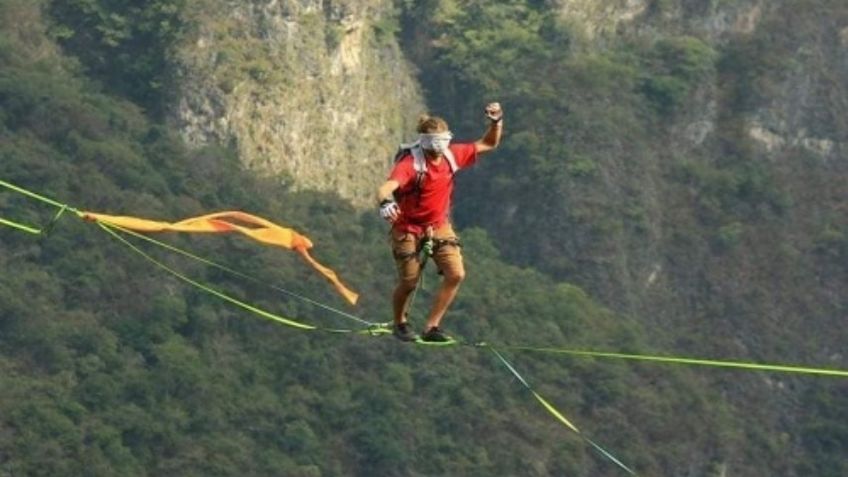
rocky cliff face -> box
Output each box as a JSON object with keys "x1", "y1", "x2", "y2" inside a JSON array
[
  {"x1": 174, "y1": 0, "x2": 845, "y2": 210},
  {"x1": 555, "y1": 0, "x2": 765, "y2": 39},
  {"x1": 566, "y1": 0, "x2": 845, "y2": 159},
  {"x1": 547, "y1": 0, "x2": 847, "y2": 386},
  {"x1": 553, "y1": 0, "x2": 651, "y2": 40},
  {"x1": 175, "y1": 0, "x2": 424, "y2": 206}
]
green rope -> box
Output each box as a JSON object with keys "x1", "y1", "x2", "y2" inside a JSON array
[
  {"x1": 97, "y1": 221, "x2": 394, "y2": 337},
  {"x1": 499, "y1": 345, "x2": 848, "y2": 378},
  {"x1": 100, "y1": 222, "x2": 377, "y2": 328},
  {"x1": 488, "y1": 346, "x2": 637, "y2": 475},
  {"x1": 0, "y1": 179, "x2": 76, "y2": 211},
  {"x1": 41, "y1": 205, "x2": 69, "y2": 236},
  {"x1": 0, "y1": 179, "x2": 76, "y2": 236},
  {"x1": 0, "y1": 217, "x2": 42, "y2": 235},
  {"x1": 3, "y1": 176, "x2": 847, "y2": 378}
]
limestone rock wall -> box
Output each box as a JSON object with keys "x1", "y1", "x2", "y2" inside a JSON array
[{"x1": 175, "y1": 0, "x2": 425, "y2": 206}]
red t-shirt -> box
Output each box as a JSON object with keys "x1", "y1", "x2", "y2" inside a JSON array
[{"x1": 388, "y1": 142, "x2": 478, "y2": 235}]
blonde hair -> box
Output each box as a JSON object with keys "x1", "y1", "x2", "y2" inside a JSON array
[{"x1": 417, "y1": 114, "x2": 449, "y2": 134}]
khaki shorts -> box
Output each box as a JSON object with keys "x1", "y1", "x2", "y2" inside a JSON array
[{"x1": 391, "y1": 223, "x2": 464, "y2": 286}]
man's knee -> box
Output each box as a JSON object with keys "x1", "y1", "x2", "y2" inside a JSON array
[
  {"x1": 394, "y1": 256, "x2": 422, "y2": 292},
  {"x1": 442, "y1": 267, "x2": 465, "y2": 286},
  {"x1": 435, "y1": 245, "x2": 465, "y2": 285},
  {"x1": 397, "y1": 275, "x2": 420, "y2": 292}
]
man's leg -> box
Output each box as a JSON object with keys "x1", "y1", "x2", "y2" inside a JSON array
[
  {"x1": 424, "y1": 225, "x2": 465, "y2": 331},
  {"x1": 393, "y1": 280, "x2": 419, "y2": 324},
  {"x1": 423, "y1": 270, "x2": 464, "y2": 330},
  {"x1": 391, "y1": 231, "x2": 421, "y2": 324}
]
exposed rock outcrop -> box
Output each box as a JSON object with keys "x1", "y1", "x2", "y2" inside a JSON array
[{"x1": 175, "y1": 0, "x2": 425, "y2": 206}]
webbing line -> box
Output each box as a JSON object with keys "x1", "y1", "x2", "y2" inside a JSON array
[
  {"x1": 0, "y1": 177, "x2": 374, "y2": 328},
  {"x1": 0, "y1": 179, "x2": 75, "y2": 211},
  {"x1": 42, "y1": 205, "x2": 69, "y2": 236},
  {"x1": 0, "y1": 217, "x2": 41, "y2": 235},
  {"x1": 4, "y1": 178, "x2": 845, "y2": 379},
  {"x1": 100, "y1": 222, "x2": 376, "y2": 327},
  {"x1": 97, "y1": 221, "x2": 390, "y2": 337},
  {"x1": 98, "y1": 222, "x2": 316, "y2": 330},
  {"x1": 489, "y1": 346, "x2": 637, "y2": 475},
  {"x1": 498, "y1": 345, "x2": 848, "y2": 378},
  {"x1": 77, "y1": 218, "x2": 848, "y2": 374},
  {"x1": 0, "y1": 179, "x2": 77, "y2": 235}
]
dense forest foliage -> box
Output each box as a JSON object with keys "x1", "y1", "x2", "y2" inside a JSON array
[
  {"x1": 0, "y1": 0, "x2": 845, "y2": 476},
  {"x1": 400, "y1": 2, "x2": 848, "y2": 474}
]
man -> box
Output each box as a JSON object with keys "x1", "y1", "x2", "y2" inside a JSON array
[{"x1": 377, "y1": 102, "x2": 503, "y2": 342}]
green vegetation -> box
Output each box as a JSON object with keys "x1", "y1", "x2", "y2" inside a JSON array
[
  {"x1": 46, "y1": 0, "x2": 186, "y2": 114},
  {"x1": 0, "y1": 2, "x2": 736, "y2": 475},
  {"x1": 399, "y1": 0, "x2": 848, "y2": 473},
  {"x1": 640, "y1": 36, "x2": 717, "y2": 113}
]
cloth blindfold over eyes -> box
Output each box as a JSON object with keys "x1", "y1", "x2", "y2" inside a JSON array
[{"x1": 420, "y1": 132, "x2": 453, "y2": 151}]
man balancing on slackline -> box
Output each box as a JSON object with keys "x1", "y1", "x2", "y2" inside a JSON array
[{"x1": 376, "y1": 102, "x2": 503, "y2": 342}]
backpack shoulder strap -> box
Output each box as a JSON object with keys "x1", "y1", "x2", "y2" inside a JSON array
[
  {"x1": 409, "y1": 145, "x2": 427, "y2": 193},
  {"x1": 392, "y1": 142, "x2": 426, "y2": 199},
  {"x1": 409, "y1": 143, "x2": 427, "y2": 174},
  {"x1": 395, "y1": 141, "x2": 427, "y2": 173},
  {"x1": 405, "y1": 142, "x2": 459, "y2": 174}
]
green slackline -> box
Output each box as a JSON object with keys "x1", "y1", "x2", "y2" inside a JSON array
[
  {"x1": 0, "y1": 179, "x2": 76, "y2": 211},
  {"x1": 101, "y1": 221, "x2": 377, "y2": 328},
  {"x1": 0, "y1": 217, "x2": 41, "y2": 235},
  {"x1": 499, "y1": 345, "x2": 848, "y2": 378},
  {"x1": 4, "y1": 177, "x2": 846, "y2": 379},
  {"x1": 489, "y1": 346, "x2": 637, "y2": 475}
]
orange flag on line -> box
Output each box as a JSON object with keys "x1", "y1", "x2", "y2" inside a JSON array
[{"x1": 82, "y1": 211, "x2": 359, "y2": 305}]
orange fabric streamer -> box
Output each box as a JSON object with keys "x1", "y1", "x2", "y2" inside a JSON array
[{"x1": 82, "y1": 211, "x2": 359, "y2": 305}]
